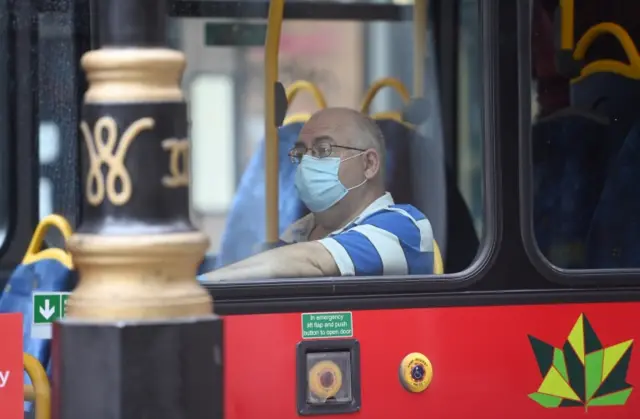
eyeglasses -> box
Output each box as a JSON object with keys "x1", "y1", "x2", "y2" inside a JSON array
[{"x1": 288, "y1": 143, "x2": 366, "y2": 164}]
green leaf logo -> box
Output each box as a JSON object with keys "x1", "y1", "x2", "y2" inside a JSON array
[{"x1": 528, "y1": 313, "x2": 633, "y2": 409}]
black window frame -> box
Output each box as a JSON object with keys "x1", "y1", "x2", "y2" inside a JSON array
[{"x1": 0, "y1": 0, "x2": 40, "y2": 286}]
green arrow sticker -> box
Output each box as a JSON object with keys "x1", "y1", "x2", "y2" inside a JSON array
[
  {"x1": 33, "y1": 293, "x2": 61, "y2": 324},
  {"x1": 31, "y1": 292, "x2": 71, "y2": 339}
]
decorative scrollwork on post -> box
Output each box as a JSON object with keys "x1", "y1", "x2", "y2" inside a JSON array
[
  {"x1": 161, "y1": 138, "x2": 189, "y2": 188},
  {"x1": 80, "y1": 116, "x2": 155, "y2": 206}
]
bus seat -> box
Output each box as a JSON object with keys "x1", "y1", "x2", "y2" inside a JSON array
[
  {"x1": 375, "y1": 119, "x2": 414, "y2": 204},
  {"x1": 216, "y1": 123, "x2": 307, "y2": 267},
  {"x1": 0, "y1": 214, "x2": 74, "y2": 414},
  {"x1": 586, "y1": 119, "x2": 640, "y2": 268},
  {"x1": 376, "y1": 118, "x2": 479, "y2": 273},
  {"x1": 532, "y1": 111, "x2": 610, "y2": 268}
]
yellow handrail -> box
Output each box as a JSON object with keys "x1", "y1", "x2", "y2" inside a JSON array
[
  {"x1": 283, "y1": 80, "x2": 328, "y2": 125},
  {"x1": 25, "y1": 384, "x2": 36, "y2": 400},
  {"x1": 22, "y1": 214, "x2": 74, "y2": 269},
  {"x1": 360, "y1": 77, "x2": 411, "y2": 122},
  {"x1": 286, "y1": 80, "x2": 327, "y2": 109},
  {"x1": 264, "y1": 0, "x2": 285, "y2": 243},
  {"x1": 558, "y1": 0, "x2": 640, "y2": 81},
  {"x1": 24, "y1": 353, "x2": 51, "y2": 419},
  {"x1": 360, "y1": 77, "x2": 411, "y2": 115},
  {"x1": 413, "y1": 0, "x2": 427, "y2": 97},
  {"x1": 573, "y1": 23, "x2": 640, "y2": 81}
]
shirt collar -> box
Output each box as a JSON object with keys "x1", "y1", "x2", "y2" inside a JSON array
[{"x1": 280, "y1": 192, "x2": 395, "y2": 243}]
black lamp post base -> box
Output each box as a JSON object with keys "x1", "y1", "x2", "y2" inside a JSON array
[{"x1": 52, "y1": 316, "x2": 223, "y2": 419}]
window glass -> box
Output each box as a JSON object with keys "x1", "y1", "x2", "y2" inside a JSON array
[
  {"x1": 458, "y1": 0, "x2": 483, "y2": 238},
  {"x1": 179, "y1": 0, "x2": 484, "y2": 281},
  {"x1": 0, "y1": 0, "x2": 9, "y2": 248},
  {"x1": 38, "y1": 11, "x2": 82, "y2": 247},
  {"x1": 530, "y1": 0, "x2": 640, "y2": 270}
]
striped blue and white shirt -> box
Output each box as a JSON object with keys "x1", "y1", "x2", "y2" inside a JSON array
[{"x1": 281, "y1": 192, "x2": 435, "y2": 275}]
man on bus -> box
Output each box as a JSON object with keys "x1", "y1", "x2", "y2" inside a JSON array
[{"x1": 204, "y1": 107, "x2": 435, "y2": 280}]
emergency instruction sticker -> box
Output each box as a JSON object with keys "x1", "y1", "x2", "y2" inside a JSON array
[{"x1": 301, "y1": 312, "x2": 353, "y2": 339}]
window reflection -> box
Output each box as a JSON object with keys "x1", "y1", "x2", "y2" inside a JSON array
[{"x1": 531, "y1": 0, "x2": 640, "y2": 269}]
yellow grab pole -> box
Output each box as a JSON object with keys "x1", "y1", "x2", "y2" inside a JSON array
[
  {"x1": 24, "y1": 353, "x2": 51, "y2": 419},
  {"x1": 559, "y1": 0, "x2": 574, "y2": 51},
  {"x1": 265, "y1": 0, "x2": 285, "y2": 243},
  {"x1": 360, "y1": 77, "x2": 411, "y2": 115},
  {"x1": 413, "y1": 0, "x2": 427, "y2": 97}
]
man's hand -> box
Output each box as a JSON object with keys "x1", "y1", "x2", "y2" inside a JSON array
[{"x1": 204, "y1": 241, "x2": 339, "y2": 281}]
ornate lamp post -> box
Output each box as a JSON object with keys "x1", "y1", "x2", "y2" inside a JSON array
[{"x1": 52, "y1": 1, "x2": 223, "y2": 417}]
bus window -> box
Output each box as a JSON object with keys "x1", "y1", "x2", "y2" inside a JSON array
[
  {"x1": 529, "y1": 0, "x2": 640, "y2": 270},
  {"x1": 38, "y1": 10, "x2": 82, "y2": 247},
  {"x1": 457, "y1": 0, "x2": 484, "y2": 248},
  {"x1": 175, "y1": 0, "x2": 486, "y2": 281},
  {"x1": 39, "y1": 121, "x2": 60, "y2": 222}
]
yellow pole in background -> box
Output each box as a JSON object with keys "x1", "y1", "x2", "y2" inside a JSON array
[
  {"x1": 413, "y1": 0, "x2": 427, "y2": 97},
  {"x1": 559, "y1": 0, "x2": 574, "y2": 51}
]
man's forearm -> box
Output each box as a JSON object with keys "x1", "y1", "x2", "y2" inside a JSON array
[{"x1": 204, "y1": 242, "x2": 337, "y2": 281}]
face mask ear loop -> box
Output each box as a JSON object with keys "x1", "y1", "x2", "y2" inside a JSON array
[
  {"x1": 340, "y1": 150, "x2": 366, "y2": 163},
  {"x1": 341, "y1": 150, "x2": 369, "y2": 191},
  {"x1": 346, "y1": 178, "x2": 367, "y2": 191}
]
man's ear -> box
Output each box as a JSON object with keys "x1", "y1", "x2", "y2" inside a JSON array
[{"x1": 363, "y1": 149, "x2": 381, "y2": 179}]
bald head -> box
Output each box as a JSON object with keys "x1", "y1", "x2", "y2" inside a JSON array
[{"x1": 300, "y1": 107, "x2": 386, "y2": 174}]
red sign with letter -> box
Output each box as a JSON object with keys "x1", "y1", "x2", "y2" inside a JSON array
[{"x1": 0, "y1": 313, "x2": 24, "y2": 419}]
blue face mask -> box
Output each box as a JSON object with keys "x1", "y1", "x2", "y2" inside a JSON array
[{"x1": 294, "y1": 153, "x2": 367, "y2": 213}]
